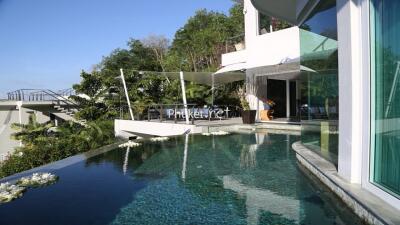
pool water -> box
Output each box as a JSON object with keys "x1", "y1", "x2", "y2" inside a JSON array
[{"x1": 0, "y1": 132, "x2": 365, "y2": 225}]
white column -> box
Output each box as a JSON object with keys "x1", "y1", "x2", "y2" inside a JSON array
[
  {"x1": 17, "y1": 103, "x2": 22, "y2": 125},
  {"x1": 337, "y1": 0, "x2": 363, "y2": 183},
  {"x1": 17, "y1": 101, "x2": 23, "y2": 147},
  {"x1": 180, "y1": 71, "x2": 190, "y2": 125},
  {"x1": 296, "y1": 80, "x2": 300, "y2": 117},
  {"x1": 244, "y1": 0, "x2": 259, "y2": 43},
  {"x1": 286, "y1": 80, "x2": 290, "y2": 118}
]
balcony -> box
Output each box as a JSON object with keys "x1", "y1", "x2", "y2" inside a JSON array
[
  {"x1": 246, "y1": 27, "x2": 300, "y2": 68},
  {"x1": 220, "y1": 27, "x2": 300, "y2": 73},
  {"x1": 221, "y1": 34, "x2": 247, "y2": 67}
]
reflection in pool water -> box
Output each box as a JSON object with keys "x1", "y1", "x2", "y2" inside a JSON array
[{"x1": 0, "y1": 132, "x2": 364, "y2": 225}]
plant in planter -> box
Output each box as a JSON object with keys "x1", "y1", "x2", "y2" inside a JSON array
[{"x1": 237, "y1": 87, "x2": 256, "y2": 124}]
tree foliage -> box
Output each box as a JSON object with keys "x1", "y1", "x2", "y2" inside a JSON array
[
  {"x1": 72, "y1": 1, "x2": 246, "y2": 120},
  {"x1": 1, "y1": 1, "x2": 247, "y2": 177},
  {"x1": 1, "y1": 116, "x2": 114, "y2": 178}
]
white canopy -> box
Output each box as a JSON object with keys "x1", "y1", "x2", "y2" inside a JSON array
[
  {"x1": 144, "y1": 70, "x2": 245, "y2": 87},
  {"x1": 214, "y1": 62, "x2": 247, "y2": 75},
  {"x1": 249, "y1": 61, "x2": 300, "y2": 77}
]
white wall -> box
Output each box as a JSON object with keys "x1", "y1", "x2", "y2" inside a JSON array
[
  {"x1": 221, "y1": 0, "x2": 300, "y2": 70},
  {"x1": 337, "y1": 0, "x2": 363, "y2": 184},
  {"x1": 221, "y1": 50, "x2": 247, "y2": 67},
  {"x1": 244, "y1": 0, "x2": 300, "y2": 69},
  {"x1": 246, "y1": 27, "x2": 300, "y2": 69},
  {"x1": 230, "y1": 0, "x2": 301, "y2": 120}
]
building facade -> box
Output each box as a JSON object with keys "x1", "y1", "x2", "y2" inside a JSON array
[
  {"x1": 218, "y1": 0, "x2": 302, "y2": 121},
  {"x1": 251, "y1": 0, "x2": 400, "y2": 215}
]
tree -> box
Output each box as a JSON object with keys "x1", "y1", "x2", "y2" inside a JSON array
[
  {"x1": 142, "y1": 35, "x2": 170, "y2": 72},
  {"x1": 1, "y1": 1, "x2": 248, "y2": 178},
  {"x1": 11, "y1": 114, "x2": 52, "y2": 147},
  {"x1": 71, "y1": 71, "x2": 114, "y2": 121},
  {"x1": 168, "y1": 9, "x2": 231, "y2": 72},
  {"x1": 228, "y1": 0, "x2": 245, "y2": 36}
]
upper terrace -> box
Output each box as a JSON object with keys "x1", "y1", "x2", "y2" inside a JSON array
[
  {"x1": 221, "y1": 27, "x2": 300, "y2": 70},
  {"x1": 218, "y1": 0, "x2": 300, "y2": 75}
]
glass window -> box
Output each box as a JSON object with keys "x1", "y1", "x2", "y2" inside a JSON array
[
  {"x1": 299, "y1": 0, "x2": 339, "y2": 165},
  {"x1": 371, "y1": 0, "x2": 400, "y2": 197}
]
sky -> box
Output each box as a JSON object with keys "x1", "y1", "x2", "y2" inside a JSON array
[{"x1": 0, "y1": 0, "x2": 234, "y2": 98}]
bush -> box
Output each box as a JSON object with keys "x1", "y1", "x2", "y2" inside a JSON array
[{"x1": 0, "y1": 120, "x2": 115, "y2": 178}]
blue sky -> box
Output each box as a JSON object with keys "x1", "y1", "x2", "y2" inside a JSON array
[{"x1": 0, "y1": 0, "x2": 233, "y2": 98}]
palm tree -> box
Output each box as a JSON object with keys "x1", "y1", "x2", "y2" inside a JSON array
[{"x1": 11, "y1": 114, "x2": 53, "y2": 146}]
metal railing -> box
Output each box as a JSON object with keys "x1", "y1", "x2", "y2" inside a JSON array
[
  {"x1": 6, "y1": 89, "x2": 79, "y2": 112},
  {"x1": 57, "y1": 88, "x2": 75, "y2": 97}
]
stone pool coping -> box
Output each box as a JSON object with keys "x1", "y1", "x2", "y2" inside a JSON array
[
  {"x1": 202, "y1": 123, "x2": 301, "y2": 136},
  {"x1": 292, "y1": 141, "x2": 400, "y2": 225}
]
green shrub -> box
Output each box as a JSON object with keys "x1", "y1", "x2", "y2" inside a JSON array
[{"x1": 0, "y1": 120, "x2": 115, "y2": 178}]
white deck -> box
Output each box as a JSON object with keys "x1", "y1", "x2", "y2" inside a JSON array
[{"x1": 115, "y1": 118, "x2": 300, "y2": 138}]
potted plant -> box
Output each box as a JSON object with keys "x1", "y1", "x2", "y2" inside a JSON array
[{"x1": 237, "y1": 87, "x2": 256, "y2": 124}]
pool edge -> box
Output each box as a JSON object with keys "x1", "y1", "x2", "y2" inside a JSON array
[
  {"x1": 0, "y1": 141, "x2": 124, "y2": 183},
  {"x1": 292, "y1": 141, "x2": 400, "y2": 225}
]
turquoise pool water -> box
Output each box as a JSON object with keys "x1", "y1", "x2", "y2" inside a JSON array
[{"x1": 0, "y1": 132, "x2": 364, "y2": 225}]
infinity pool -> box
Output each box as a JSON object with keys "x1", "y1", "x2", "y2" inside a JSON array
[{"x1": 0, "y1": 132, "x2": 364, "y2": 225}]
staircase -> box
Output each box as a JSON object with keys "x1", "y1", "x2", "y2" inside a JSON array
[
  {"x1": 7, "y1": 89, "x2": 88, "y2": 127},
  {"x1": 52, "y1": 104, "x2": 88, "y2": 127}
]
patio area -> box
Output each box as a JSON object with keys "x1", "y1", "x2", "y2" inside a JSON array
[{"x1": 115, "y1": 116, "x2": 301, "y2": 139}]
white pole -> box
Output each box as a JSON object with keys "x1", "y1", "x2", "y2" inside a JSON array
[
  {"x1": 181, "y1": 134, "x2": 189, "y2": 181},
  {"x1": 211, "y1": 73, "x2": 215, "y2": 106},
  {"x1": 17, "y1": 101, "x2": 23, "y2": 147},
  {"x1": 123, "y1": 146, "x2": 130, "y2": 175},
  {"x1": 120, "y1": 69, "x2": 134, "y2": 120},
  {"x1": 286, "y1": 80, "x2": 290, "y2": 118},
  {"x1": 18, "y1": 105, "x2": 22, "y2": 125},
  {"x1": 180, "y1": 71, "x2": 190, "y2": 125}
]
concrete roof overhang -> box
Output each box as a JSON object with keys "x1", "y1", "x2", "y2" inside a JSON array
[{"x1": 250, "y1": 0, "x2": 319, "y2": 25}]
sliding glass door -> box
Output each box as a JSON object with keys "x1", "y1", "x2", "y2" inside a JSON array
[{"x1": 371, "y1": 0, "x2": 400, "y2": 197}]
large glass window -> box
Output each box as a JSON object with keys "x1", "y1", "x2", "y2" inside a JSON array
[
  {"x1": 299, "y1": 0, "x2": 339, "y2": 165},
  {"x1": 371, "y1": 0, "x2": 400, "y2": 197}
]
